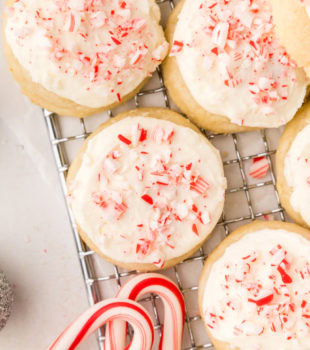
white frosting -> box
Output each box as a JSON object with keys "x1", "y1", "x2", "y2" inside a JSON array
[
  {"x1": 284, "y1": 124, "x2": 310, "y2": 226},
  {"x1": 5, "y1": 0, "x2": 168, "y2": 108},
  {"x1": 172, "y1": 0, "x2": 308, "y2": 127},
  {"x1": 203, "y1": 229, "x2": 310, "y2": 349},
  {"x1": 69, "y1": 116, "x2": 226, "y2": 267}
]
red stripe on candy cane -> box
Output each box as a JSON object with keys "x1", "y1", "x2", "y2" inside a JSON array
[
  {"x1": 105, "y1": 274, "x2": 185, "y2": 350},
  {"x1": 48, "y1": 299, "x2": 154, "y2": 350}
]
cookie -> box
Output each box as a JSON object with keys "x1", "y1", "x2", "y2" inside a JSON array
[
  {"x1": 67, "y1": 108, "x2": 226, "y2": 271},
  {"x1": 3, "y1": 0, "x2": 168, "y2": 117},
  {"x1": 199, "y1": 220, "x2": 310, "y2": 349},
  {"x1": 276, "y1": 102, "x2": 310, "y2": 228},
  {"x1": 270, "y1": 0, "x2": 310, "y2": 78},
  {"x1": 163, "y1": 0, "x2": 308, "y2": 133}
]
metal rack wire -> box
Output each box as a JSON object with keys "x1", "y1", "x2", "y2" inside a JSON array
[{"x1": 42, "y1": 0, "x2": 286, "y2": 348}]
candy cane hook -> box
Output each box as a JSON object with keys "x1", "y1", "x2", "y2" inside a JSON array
[
  {"x1": 48, "y1": 299, "x2": 154, "y2": 350},
  {"x1": 105, "y1": 273, "x2": 185, "y2": 350}
]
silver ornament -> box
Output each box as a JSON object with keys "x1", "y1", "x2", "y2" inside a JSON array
[{"x1": 0, "y1": 271, "x2": 13, "y2": 331}]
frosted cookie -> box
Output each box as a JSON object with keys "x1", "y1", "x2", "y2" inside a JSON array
[
  {"x1": 199, "y1": 220, "x2": 310, "y2": 349},
  {"x1": 277, "y1": 103, "x2": 310, "y2": 228},
  {"x1": 3, "y1": 0, "x2": 168, "y2": 117},
  {"x1": 163, "y1": 0, "x2": 308, "y2": 134},
  {"x1": 67, "y1": 108, "x2": 226, "y2": 271},
  {"x1": 270, "y1": 0, "x2": 310, "y2": 78}
]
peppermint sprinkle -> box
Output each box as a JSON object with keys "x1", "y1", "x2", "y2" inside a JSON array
[
  {"x1": 175, "y1": 0, "x2": 300, "y2": 116},
  {"x1": 7, "y1": 0, "x2": 168, "y2": 105},
  {"x1": 249, "y1": 156, "x2": 269, "y2": 179},
  {"x1": 84, "y1": 122, "x2": 217, "y2": 267},
  {"x1": 118, "y1": 134, "x2": 131, "y2": 145},
  {"x1": 141, "y1": 194, "x2": 153, "y2": 205},
  {"x1": 192, "y1": 223, "x2": 199, "y2": 236}
]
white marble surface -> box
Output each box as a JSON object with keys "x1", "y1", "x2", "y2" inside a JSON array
[{"x1": 0, "y1": 3, "x2": 95, "y2": 348}]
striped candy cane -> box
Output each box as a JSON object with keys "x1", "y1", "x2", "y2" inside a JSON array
[
  {"x1": 105, "y1": 273, "x2": 185, "y2": 350},
  {"x1": 249, "y1": 156, "x2": 269, "y2": 179},
  {"x1": 48, "y1": 299, "x2": 154, "y2": 350}
]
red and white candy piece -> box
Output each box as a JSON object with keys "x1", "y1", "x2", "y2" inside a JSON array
[
  {"x1": 170, "y1": 40, "x2": 184, "y2": 56},
  {"x1": 249, "y1": 156, "x2": 270, "y2": 179},
  {"x1": 48, "y1": 299, "x2": 154, "y2": 350},
  {"x1": 105, "y1": 273, "x2": 185, "y2": 350}
]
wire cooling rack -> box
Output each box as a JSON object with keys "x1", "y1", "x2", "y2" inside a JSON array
[{"x1": 42, "y1": 0, "x2": 288, "y2": 348}]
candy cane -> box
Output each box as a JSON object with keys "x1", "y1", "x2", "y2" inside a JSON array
[
  {"x1": 249, "y1": 156, "x2": 269, "y2": 179},
  {"x1": 48, "y1": 299, "x2": 154, "y2": 350},
  {"x1": 105, "y1": 273, "x2": 185, "y2": 350}
]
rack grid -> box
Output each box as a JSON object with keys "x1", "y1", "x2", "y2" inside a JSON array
[{"x1": 42, "y1": 0, "x2": 287, "y2": 348}]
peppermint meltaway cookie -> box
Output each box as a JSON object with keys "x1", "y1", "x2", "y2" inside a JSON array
[
  {"x1": 67, "y1": 108, "x2": 226, "y2": 271},
  {"x1": 3, "y1": 0, "x2": 168, "y2": 117},
  {"x1": 163, "y1": 0, "x2": 308, "y2": 133},
  {"x1": 270, "y1": 0, "x2": 310, "y2": 78},
  {"x1": 277, "y1": 103, "x2": 310, "y2": 228},
  {"x1": 199, "y1": 220, "x2": 310, "y2": 349}
]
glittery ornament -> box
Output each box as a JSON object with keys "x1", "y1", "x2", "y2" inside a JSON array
[{"x1": 0, "y1": 271, "x2": 13, "y2": 331}]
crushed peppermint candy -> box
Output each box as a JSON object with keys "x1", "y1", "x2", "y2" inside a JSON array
[
  {"x1": 75, "y1": 119, "x2": 224, "y2": 268},
  {"x1": 171, "y1": 0, "x2": 301, "y2": 117},
  {"x1": 203, "y1": 229, "x2": 310, "y2": 345},
  {"x1": 170, "y1": 40, "x2": 184, "y2": 56},
  {"x1": 249, "y1": 156, "x2": 270, "y2": 179},
  {"x1": 6, "y1": 0, "x2": 168, "y2": 105},
  {"x1": 263, "y1": 214, "x2": 274, "y2": 221}
]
